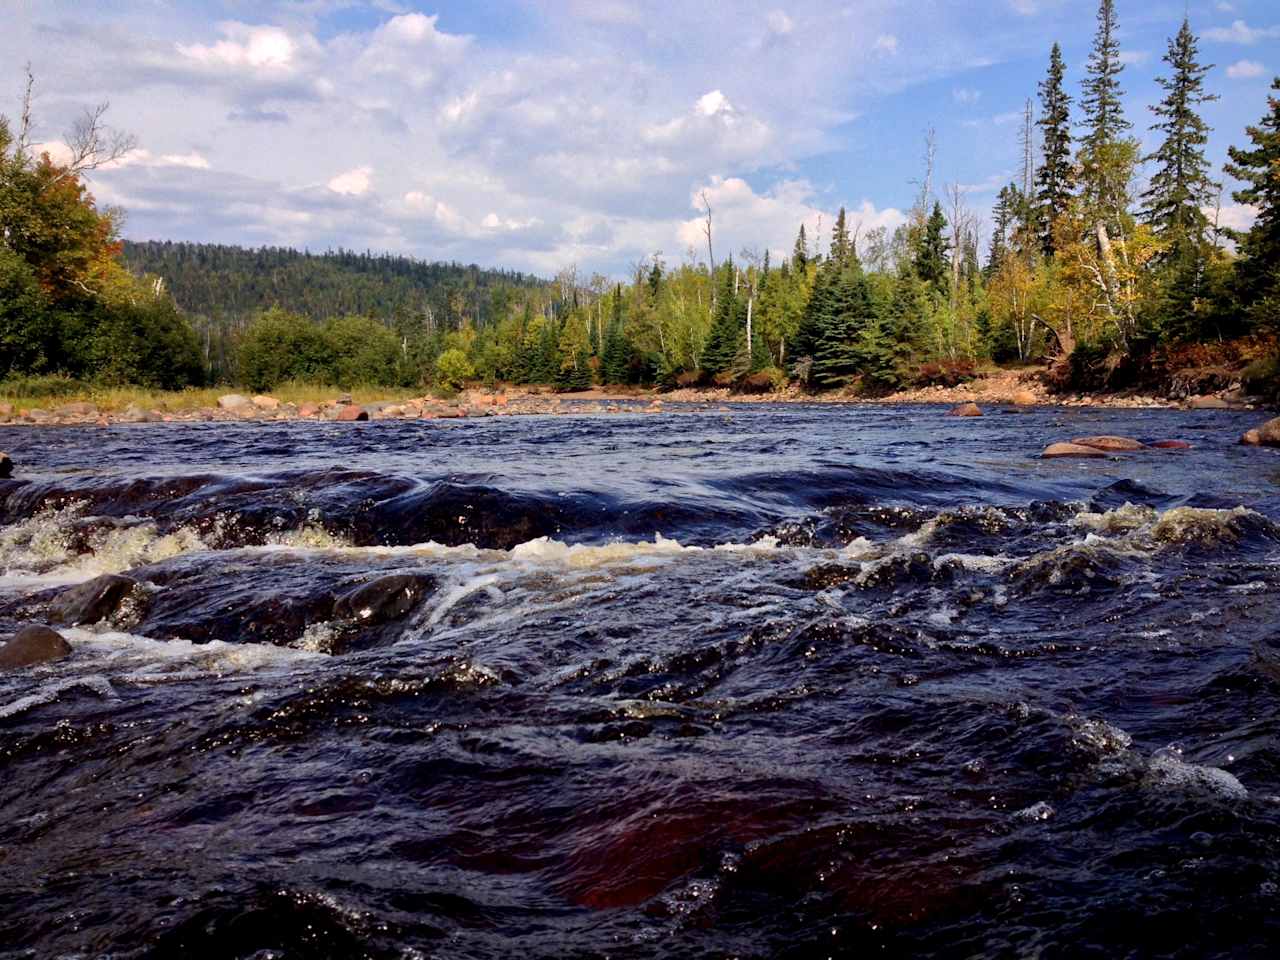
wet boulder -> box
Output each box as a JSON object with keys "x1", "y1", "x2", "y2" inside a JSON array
[
  {"x1": 0, "y1": 625, "x2": 72, "y2": 670},
  {"x1": 1071, "y1": 436, "x2": 1146, "y2": 452},
  {"x1": 1011, "y1": 389, "x2": 1038, "y2": 406},
  {"x1": 948, "y1": 402, "x2": 982, "y2": 417},
  {"x1": 336, "y1": 405, "x2": 369, "y2": 422},
  {"x1": 333, "y1": 573, "x2": 436, "y2": 625},
  {"x1": 0, "y1": 451, "x2": 11, "y2": 479},
  {"x1": 1150, "y1": 439, "x2": 1192, "y2": 450},
  {"x1": 49, "y1": 574, "x2": 147, "y2": 626},
  {"x1": 1042, "y1": 442, "x2": 1108, "y2": 459},
  {"x1": 1241, "y1": 416, "x2": 1280, "y2": 448}
]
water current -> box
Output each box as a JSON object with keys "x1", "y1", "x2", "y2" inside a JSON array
[{"x1": 2, "y1": 402, "x2": 1279, "y2": 958}]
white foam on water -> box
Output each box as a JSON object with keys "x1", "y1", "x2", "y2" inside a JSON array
[
  {"x1": 64, "y1": 626, "x2": 326, "y2": 681},
  {"x1": 427, "y1": 573, "x2": 502, "y2": 626},
  {"x1": 0, "y1": 675, "x2": 117, "y2": 719},
  {"x1": 1145, "y1": 748, "x2": 1248, "y2": 800}
]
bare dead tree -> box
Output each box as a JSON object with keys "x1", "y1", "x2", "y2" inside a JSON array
[
  {"x1": 699, "y1": 190, "x2": 715, "y2": 275},
  {"x1": 64, "y1": 102, "x2": 137, "y2": 174},
  {"x1": 17, "y1": 62, "x2": 35, "y2": 154},
  {"x1": 909, "y1": 126, "x2": 937, "y2": 225},
  {"x1": 1019, "y1": 98, "x2": 1035, "y2": 198},
  {"x1": 945, "y1": 182, "x2": 977, "y2": 316}
]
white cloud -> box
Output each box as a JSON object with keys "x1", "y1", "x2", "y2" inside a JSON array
[
  {"x1": 676, "y1": 176, "x2": 905, "y2": 263},
  {"x1": 1204, "y1": 20, "x2": 1280, "y2": 45},
  {"x1": 1208, "y1": 203, "x2": 1257, "y2": 233},
  {"x1": 953, "y1": 87, "x2": 981, "y2": 105},
  {"x1": 1118, "y1": 50, "x2": 1150, "y2": 66},
  {"x1": 1226, "y1": 59, "x2": 1267, "y2": 79},
  {"x1": 766, "y1": 11, "x2": 794, "y2": 36},
  {"x1": 327, "y1": 165, "x2": 373, "y2": 196},
  {"x1": 874, "y1": 34, "x2": 898, "y2": 55},
  {"x1": 177, "y1": 23, "x2": 302, "y2": 70}
]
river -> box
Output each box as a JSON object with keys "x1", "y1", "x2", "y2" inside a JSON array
[{"x1": 2, "y1": 402, "x2": 1279, "y2": 958}]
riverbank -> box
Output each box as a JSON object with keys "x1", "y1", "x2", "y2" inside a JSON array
[{"x1": 0, "y1": 366, "x2": 1273, "y2": 427}]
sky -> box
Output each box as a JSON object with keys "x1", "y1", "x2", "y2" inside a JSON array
[{"x1": 4, "y1": 0, "x2": 1279, "y2": 278}]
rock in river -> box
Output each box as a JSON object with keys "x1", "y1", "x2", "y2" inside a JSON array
[
  {"x1": 0, "y1": 451, "x2": 11, "y2": 478},
  {"x1": 948, "y1": 402, "x2": 982, "y2": 417},
  {"x1": 1071, "y1": 435, "x2": 1146, "y2": 451},
  {"x1": 1042, "y1": 442, "x2": 1108, "y2": 459},
  {"x1": 336, "y1": 405, "x2": 369, "y2": 422},
  {"x1": 0, "y1": 625, "x2": 72, "y2": 670},
  {"x1": 48, "y1": 574, "x2": 146, "y2": 626},
  {"x1": 1241, "y1": 417, "x2": 1280, "y2": 448},
  {"x1": 333, "y1": 573, "x2": 436, "y2": 625}
]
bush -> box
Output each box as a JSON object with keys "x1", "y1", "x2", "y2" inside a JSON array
[
  {"x1": 0, "y1": 372, "x2": 86, "y2": 400},
  {"x1": 912, "y1": 359, "x2": 976, "y2": 387},
  {"x1": 435, "y1": 348, "x2": 474, "y2": 390},
  {"x1": 323, "y1": 315, "x2": 403, "y2": 387},
  {"x1": 237, "y1": 308, "x2": 332, "y2": 391},
  {"x1": 1242, "y1": 353, "x2": 1280, "y2": 403}
]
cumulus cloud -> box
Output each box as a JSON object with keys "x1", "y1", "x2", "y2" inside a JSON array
[
  {"x1": 1208, "y1": 203, "x2": 1257, "y2": 233},
  {"x1": 766, "y1": 11, "x2": 794, "y2": 36},
  {"x1": 1204, "y1": 20, "x2": 1280, "y2": 45},
  {"x1": 327, "y1": 166, "x2": 373, "y2": 196},
  {"x1": 874, "y1": 34, "x2": 898, "y2": 55},
  {"x1": 676, "y1": 176, "x2": 905, "y2": 263},
  {"x1": 177, "y1": 23, "x2": 305, "y2": 70},
  {"x1": 1226, "y1": 59, "x2": 1267, "y2": 79}
]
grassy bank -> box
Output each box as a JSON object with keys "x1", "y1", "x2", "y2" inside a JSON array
[{"x1": 0, "y1": 376, "x2": 422, "y2": 414}]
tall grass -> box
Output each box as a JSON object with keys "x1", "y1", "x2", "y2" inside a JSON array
[{"x1": 0, "y1": 376, "x2": 424, "y2": 412}]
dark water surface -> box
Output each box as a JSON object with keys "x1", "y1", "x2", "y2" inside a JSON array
[{"x1": 2, "y1": 402, "x2": 1280, "y2": 959}]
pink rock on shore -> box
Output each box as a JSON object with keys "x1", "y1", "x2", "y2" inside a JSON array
[
  {"x1": 336, "y1": 405, "x2": 369, "y2": 422},
  {"x1": 1240, "y1": 416, "x2": 1280, "y2": 448}
]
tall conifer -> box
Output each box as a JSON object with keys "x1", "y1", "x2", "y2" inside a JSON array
[
  {"x1": 1141, "y1": 18, "x2": 1219, "y2": 256},
  {"x1": 1035, "y1": 43, "x2": 1074, "y2": 254},
  {"x1": 1224, "y1": 76, "x2": 1280, "y2": 331},
  {"x1": 1079, "y1": 0, "x2": 1131, "y2": 207}
]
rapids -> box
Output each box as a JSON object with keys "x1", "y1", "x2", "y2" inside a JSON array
[{"x1": 1, "y1": 401, "x2": 1279, "y2": 958}]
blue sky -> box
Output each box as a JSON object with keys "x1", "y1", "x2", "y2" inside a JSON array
[{"x1": 5, "y1": 0, "x2": 1278, "y2": 277}]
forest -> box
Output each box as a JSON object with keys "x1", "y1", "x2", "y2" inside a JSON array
[{"x1": 2, "y1": 0, "x2": 1278, "y2": 399}]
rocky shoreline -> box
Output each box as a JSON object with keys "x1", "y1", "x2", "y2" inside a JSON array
[{"x1": 0, "y1": 366, "x2": 1273, "y2": 430}]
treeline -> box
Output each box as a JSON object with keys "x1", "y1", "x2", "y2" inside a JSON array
[
  {"x1": 4, "y1": 4, "x2": 1280, "y2": 398},
  {"x1": 121, "y1": 241, "x2": 548, "y2": 381}
]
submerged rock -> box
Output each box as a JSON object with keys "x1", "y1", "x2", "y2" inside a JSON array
[
  {"x1": 1042, "y1": 442, "x2": 1108, "y2": 459},
  {"x1": 1071, "y1": 436, "x2": 1146, "y2": 452},
  {"x1": 49, "y1": 574, "x2": 146, "y2": 626},
  {"x1": 948, "y1": 402, "x2": 982, "y2": 417},
  {"x1": 1240, "y1": 416, "x2": 1280, "y2": 448},
  {"x1": 1150, "y1": 439, "x2": 1192, "y2": 449},
  {"x1": 333, "y1": 573, "x2": 436, "y2": 625},
  {"x1": 0, "y1": 625, "x2": 72, "y2": 670}
]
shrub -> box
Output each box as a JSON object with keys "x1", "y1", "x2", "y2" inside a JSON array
[
  {"x1": 434, "y1": 348, "x2": 474, "y2": 390},
  {"x1": 0, "y1": 372, "x2": 86, "y2": 400},
  {"x1": 912, "y1": 359, "x2": 976, "y2": 388},
  {"x1": 237, "y1": 308, "x2": 332, "y2": 391},
  {"x1": 323, "y1": 315, "x2": 403, "y2": 387}
]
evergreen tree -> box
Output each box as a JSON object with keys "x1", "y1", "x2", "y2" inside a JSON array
[
  {"x1": 601, "y1": 285, "x2": 630, "y2": 383},
  {"x1": 792, "y1": 224, "x2": 809, "y2": 272},
  {"x1": 830, "y1": 207, "x2": 852, "y2": 266},
  {"x1": 1141, "y1": 18, "x2": 1219, "y2": 257},
  {"x1": 1224, "y1": 76, "x2": 1280, "y2": 332},
  {"x1": 987, "y1": 185, "x2": 1017, "y2": 276},
  {"x1": 812, "y1": 268, "x2": 872, "y2": 388},
  {"x1": 913, "y1": 202, "x2": 951, "y2": 300},
  {"x1": 1035, "y1": 42, "x2": 1074, "y2": 254},
  {"x1": 702, "y1": 261, "x2": 745, "y2": 375},
  {"x1": 1080, "y1": 0, "x2": 1131, "y2": 207}
]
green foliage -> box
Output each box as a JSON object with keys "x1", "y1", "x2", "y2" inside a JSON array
[
  {"x1": 434, "y1": 348, "x2": 474, "y2": 390},
  {"x1": 323, "y1": 315, "x2": 406, "y2": 388},
  {"x1": 1225, "y1": 77, "x2": 1280, "y2": 333},
  {"x1": 237, "y1": 308, "x2": 333, "y2": 391},
  {"x1": 1035, "y1": 43, "x2": 1074, "y2": 255},
  {"x1": 1080, "y1": 0, "x2": 1131, "y2": 207}
]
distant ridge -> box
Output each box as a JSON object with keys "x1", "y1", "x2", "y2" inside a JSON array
[{"x1": 121, "y1": 240, "x2": 548, "y2": 327}]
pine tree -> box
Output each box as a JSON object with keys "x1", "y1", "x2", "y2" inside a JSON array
[
  {"x1": 987, "y1": 185, "x2": 1016, "y2": 276},
  {"x1": 1080, "y1": 0, "x2": 1131, "y2": 207},
  {"x1": 702, "y1": 261, "x2": 745, "y2": 375},
  {"x1": 792, "y1": 224, "x2": 809, "y2": 272},
  {"x1": 913, "y1": 202, "x2": 951, "y2": 300},
  {"x1": 1036, "y1": 42, "x2": 1074, "y2": 254},
  {"x1": 601, "y1": 284, "x2": 630, "y2": 383},
  {"x1": 830, "y1": 207, "x2": 852, "y2": 266},
  {"x1": 1140, "y1": 18, "x2": 1219, "y2": 257},
  {"x1": 812, "y1": 268, "x2": 872, "y2": 388},
  {"x1": 1224, "y1": 76, "x2": 1280, "y2": 332}
]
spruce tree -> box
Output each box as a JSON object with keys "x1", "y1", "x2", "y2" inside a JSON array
[
  {"x1": 1036, "y1": 42, "x2": 1074, "y2": 254},
  {"x1": 1141, "y1": 18, "x2": 1219, "y2": 256},
  {"x1": 601, "y1": 285, "x2": 630, "y2": 383},
  {"x1": 812, "y1": 268, "x2": 872, "y2": 388},
  {"x1": 1080, "y1": 0, "x2": 1131, "y2": 207},
  {"x1": 987, "y1": 185, "x2": 1016, "y2": 276},
  {"x1": 792, "y1": 224, "x2": 809, "y2": 272},
  {"x1": 913, "y1": 202, "x2": 951, "y2": 300},
  {"x1": 702, "y1": 261, "x2": 745, "y2": 375},
  {"x1": 1224, "y1": 76, "x2": 1280, "y2": 332},
  {"x1": 830, "y1": 207, "x2": 852, "y2": 266}
]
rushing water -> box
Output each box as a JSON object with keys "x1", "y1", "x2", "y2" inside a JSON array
[{"x1": 2, "y1": 402, "x2": 1280, "y2": 959}]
